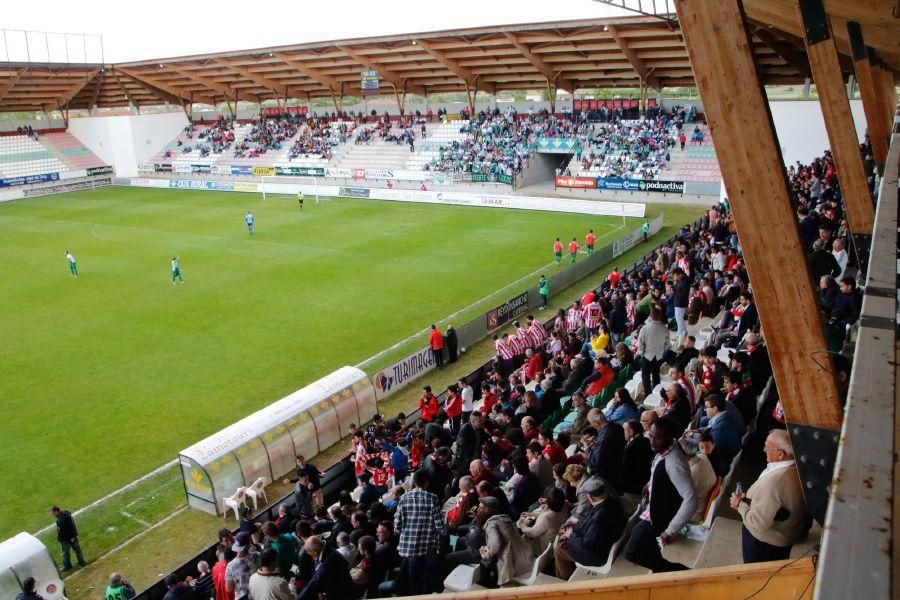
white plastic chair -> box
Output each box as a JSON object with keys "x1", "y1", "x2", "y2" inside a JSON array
[
  {"x1": 244, "y1": 477, "x2": 268, "y2": 510},
  {"x1": 443, "y1": 564, "x2": 484, "y2": 592},
  {"x1": 513, "y1": 541, "x2": 564, "y2": 586},
  {"x1": 222, "y1": 487, "x2": 247, "y2": 521}
]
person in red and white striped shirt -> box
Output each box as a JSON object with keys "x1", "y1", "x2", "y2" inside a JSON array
[
  {"x1": 514, "y1": 321, "x2": 532, "y2": 351},
  {"x1": 526, "y1": 315, "x2": 548, "y2": 347},
  {"x1": 566, "y1": 301, "x2": 583, "y2": 334},
  {"x1": 554, "y1": 309, "x2": 568, "y2": 336},
  {"x1": 675, "y1": 250, "x2": 691, "y2": 277},
  {"x1": 583, "y1": 299, "x2": 603, "y2": 337},
  {"x1": 507, "y1": 333, "x2": 526, "y2": 364},
  {"x1": 493, "y1": 333, "x2": 514, "y2": 375}
]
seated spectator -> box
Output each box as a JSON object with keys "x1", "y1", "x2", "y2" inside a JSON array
[
  {"x1": 640, "y1": 410, "x2": 659, "y2": 437},
  {"x1": 697, "y1": 394, "x2": 742, "y2": 466},
  {"x1": 604, "y1": 387, "x2": 641, "y2": 425},
  {"x1": 723, "y1": 369, "x2": 757, "y2": 428},
  {"x1": 622, "y1": 418, "x2": 653, "y2": 496},
  {"x1": 623, "y1": 419, "x2": 696, "y2": 572},
  {"x1": 248, "y1": 548, "x2": 293, "y2": 600},
  {"x1": 507, "y1": 455, "x2": 541, "y2": 518},
  {"x1": 559, "y1": 391, "x2": 590, "y2": 435},
  {"x1": 659, "y1": 382, "x2": 692, "y2": 437},
  {"x1": 353, "y1": 535, "x2": 385, "y2": 599},
  {"x1": 526, "y1": 442, "x2": 555, "y2": 490},
  {"x1": 679, "y1": 439, "x2": 718, "y2": 522},
  {"x1": 585, "y1": 411, "x2": 625, "y2": 493},
  {"x1": 553, "y1": 481, "x2": 627, "y2": 579},
  {"x1": 480, "y1": 497, "x2": 535, "y2": 587},
  {"x1": 328, "y1": 528, "x2": 356, "y2": 568},
  {"x1": 538, "y1": 429, "x2": 568, "y2": 465},
  {"x1": 518, "y1": 487, "x2": 570, "y2": 556},
  {"x1": 357, "y1": 472, "x2": 381, "y2": 506},
  {"x1": 446, "y1": 475, "x2": 478, "y2": 532},
  {"x1": 296, "y1": 536, "x2": 356, "y2": 600},
  {"x1": 731, "y1": 430, "x2": 809, "y2": 563},
  {"x1": 349, "y1": 511, "x2": 372, "y2": 546}
]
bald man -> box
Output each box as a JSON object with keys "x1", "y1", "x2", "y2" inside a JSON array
[
  {"x1": 730, "y1": 430, "x2": 808, "y2": 563},
  {"x1": 296, "y1": 535, "x2": 354, "y2": 600},
  {"x1": 640, "y1": 410, "x2": 658, "y2": 438}
]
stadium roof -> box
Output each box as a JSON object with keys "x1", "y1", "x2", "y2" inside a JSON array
[{"x1": 0, "y1": 7, "x2": 896, "y2": 113}]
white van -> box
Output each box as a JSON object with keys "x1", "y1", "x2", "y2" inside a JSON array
[{"x1": 0, "y1": 533, "x2": 67, "y2": 600}]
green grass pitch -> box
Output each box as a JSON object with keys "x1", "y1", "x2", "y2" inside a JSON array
[{"x1": 0, "y1": 185, "x2": 637, "y2": 537}]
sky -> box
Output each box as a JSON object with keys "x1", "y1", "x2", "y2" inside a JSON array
[{"x1": 1, "y1": 0, "x2": 628, "y2": 64}]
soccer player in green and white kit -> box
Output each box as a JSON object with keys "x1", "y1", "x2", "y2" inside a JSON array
[
  {"x1": 171, "y1": 256, "x2": 185, "y2": 284},
  {"x1": 65, "y1": 250, "x2": 78, "y2": 277},
  {"x1": 297, "y1": 192, "x2": 304, "y2": 212},
  {"x1": 245, "y1": 211, "x2": 254, "y2": 236}
]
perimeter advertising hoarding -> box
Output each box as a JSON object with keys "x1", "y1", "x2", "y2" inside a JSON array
[
  {"x1": 22, "y1": 177, "x2": 111, "y2": 198},
  {"x1": 339, "y1": 187, "x2": 371, "y2": 198},
  {"x1": 275, "y1": 166, "x2": 325, "y2": 177},
  {"x1": 253, "y1": 166, "x2": 276, "y2": 177},
  {"x1": 0, "y1": 172, "x2": 59, "y2": 187},
  {"x1": 86, "y1": 165, "x2": 114, "y2": 176},
  {"x1": 372, "y1": 345, "x2": 435, "y2": 401},
  {"x1": 555, "y1": 176, "x2": 596, "y2": 189},
  {"x1": 596, "y1": 177, "x2": 685, "y2": 194},
  {"x1": 486, "y1": 291, "x2": 529, "y2": 331}
]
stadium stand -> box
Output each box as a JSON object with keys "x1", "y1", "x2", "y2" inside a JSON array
[{"x1": 0, "y1": 132, "x2": 108, "y2": 179}]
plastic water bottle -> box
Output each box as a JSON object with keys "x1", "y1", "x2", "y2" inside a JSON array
[{"x1": 735, "y1": 482, "x2": 743, "y2": 496}]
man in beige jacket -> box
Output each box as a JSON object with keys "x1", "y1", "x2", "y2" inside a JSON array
[{"x1": 730, "y1": 430, "x2": 808, "y2": 563}]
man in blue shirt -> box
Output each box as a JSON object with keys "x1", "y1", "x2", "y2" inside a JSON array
[{"x1": 700, "y1": 394, "x2": 742, "y2": 466}]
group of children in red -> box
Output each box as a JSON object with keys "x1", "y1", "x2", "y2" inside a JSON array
[{"x1": 553, "y1": 229, "x2": 597, "y2": 264}]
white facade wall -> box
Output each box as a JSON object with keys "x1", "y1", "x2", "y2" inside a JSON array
[{"x1": 68, "y1": 112, "x2": 187, "y2": 177}]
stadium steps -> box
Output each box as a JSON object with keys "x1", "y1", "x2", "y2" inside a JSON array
[
  {"x1": 39, "y1": 132, "x2": 107, "y2": 171},
  {"x1": 330, "y1": 142, "x2": 417, "y2": 170}
]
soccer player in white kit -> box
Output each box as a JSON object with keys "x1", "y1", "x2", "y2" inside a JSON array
[
  {"x1": 65, "y1": 250, "x2": 78, "y2": 277},
  {"x1": 171, "y1": 256, "x2": 185, "y2": 284},
  {"x1": 245, "y1": 211, "x2": 254, "y2": 236}
]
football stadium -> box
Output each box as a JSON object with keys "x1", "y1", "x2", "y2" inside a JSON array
[{"x1": 0, "y1": 0, "x2": 897, "y2": 599}]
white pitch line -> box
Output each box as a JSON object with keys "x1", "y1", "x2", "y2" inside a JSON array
[
  {"x1": 356, "y1": 223, "x2": 627, "y2": 370},
  {"x1": 69, "y1": 507, "x2": 188, "y2": 573},
  {"x1": 33, "y1": 459, "x2": 179, "y2": 537}
]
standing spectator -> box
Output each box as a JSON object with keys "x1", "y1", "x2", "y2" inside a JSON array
[
  {"x1": 637, "y1": 309, "x2": 671, "y2": 398},
  {"x1": 731, "y1": 430, "x2": 808, "y2": 563},
  {"x1": 428, "y1": 324, "x2": 445, "y2": 370},
  {"x1": 623, "y1": 419, "x2": 696, "y2": 572},
  {"x1": 104, "y1": 573, "x2": 136, "y2": 600},
  {"x1": 247, "y1": 549, "x2": 292, "y2": 600},
  {"x1": 162, "y1": 574, "x2": 195, "y2": 600},
  {"x1": 459, "y1": 378, "x2": 474, "y2": 422},
  {"x1": 672, "y1": 268, "x2": 691, "y2": 346},
  {"x1": 50, "y1": 506, "x2": 85, "y2": 571},
  {"x1": 393, "y1": 470, "x2": 445, "y2": 596},
  {"x1": 225, "y1": 532, "x2": 259, "y2": 600},
  {"x1": 445, "y1": 324, "x2": 459, "y2": 363},
  {"x1": 263, "y1": 522, "x2": 297, "y2": 580},
  {"x1": 418, "y1": 386, "x2": 439, "y2": 422},
  {"x1": 538, "y1": 275, "x2": 550, "y2": 309},
  {"x1": 189, "y1": 561, "x2": 215, "y2": 599},
  {"x1": 210, "y1": 548, "x2": 230, "y2": 600},
  {"x1": 585, "y1": 412, "x2": 625, "y2": 493}
]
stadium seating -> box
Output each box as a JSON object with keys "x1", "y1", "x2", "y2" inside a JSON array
[
  {"x1": 0, "y1": 135, "x2": 69, "y2": 178},
  {"x1": 39, "y1": 132, "x2": 108, "y2": 171},
  {"x1": 221, "y1": 487, "x2": 247, "y2": 521},
  {"x1": 243, "y1": 477, "x2": 268, "y2": 511}
]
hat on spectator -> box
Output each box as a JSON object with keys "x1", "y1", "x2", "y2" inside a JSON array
[
  {"x1": 479, "y1": 496, "x2": 500, "y2": 510},
  {"x1": 232, "y1": 531, "x2": 251, "y2": 552}
]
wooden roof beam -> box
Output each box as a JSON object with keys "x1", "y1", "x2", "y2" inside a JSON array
[
  {"x1": 214, "y1": 59, "x2": 288, "y2": 97},
  {"x1": 167, "y1": 64, "x2": 253, "y2": 103},
  {"x1": 336, "y1": 45, "x2": 427, "y2": 96},
  {"x1": 0, "y1": 68, "x2": 28, "y2": 103},
  {"x1": 116, "y1": 68, "x2": 217, "y2": 105},
  {"x1": 415, "y1": 39, "x2": 479, "y2": 87},
  {"x1": 273, "y1": 52, "x2": 344, "y2": 94},
  {"x1": 502, "y1": 32, "x2": 575, "y2": 92},
  {"x1": 607, "y1": 25, "x2": 661, "y2": 89},
  {"x1": 53, "y1": 69, "x2": 100, "y2": 108},
  {"x1": 751, "y1": 27, "x2": 811, "y2": 78}
]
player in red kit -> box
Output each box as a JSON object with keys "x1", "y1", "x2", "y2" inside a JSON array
[
  {"x1": 553, "y1": 238, "x2": 563, "y2": 264},
  {"x1": 568, "y1": 238, "x2": 579, "y2": 264},
  {"x1": 585, "y1": 229, "x2": 595, "y2": 255}
]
